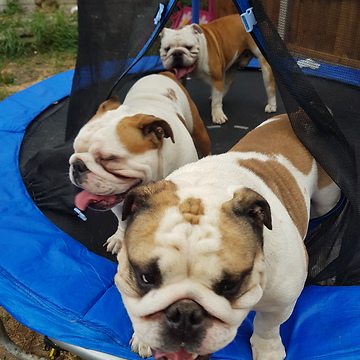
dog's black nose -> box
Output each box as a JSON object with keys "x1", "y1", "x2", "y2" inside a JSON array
[
  {"x1": 72, "y1": 159, "x2": 90, "y2": 184},
  {"x1": 172, "y1": 51, "x2": 183, "y2": 65},
  {"x1": 72, "y1": 159, "x2": 88, "y2": 174},
  {"x1": 165, "y1": 299, "x2": 207, "y2": 331},
  {"x1": 161, "y1": 300, "x2": 208, "y2": 352}
]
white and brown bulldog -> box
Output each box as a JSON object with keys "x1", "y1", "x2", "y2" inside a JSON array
[
  {"x1": 160, "y1": 14, "x2": 277, "y2": 125},
  {"x1": 115, "y1": 114, "x2": 340, "y2": 360},
  {"x1": 69, "y1": 71, "x2": 211, "y2": 254}
]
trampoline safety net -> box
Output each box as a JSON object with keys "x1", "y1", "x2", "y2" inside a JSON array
[
  {"x1": 20, "y1": 0, "x2": 360, "y2": 290},
  {"x1": 235, "y1": 0, "x2": 360, "y2": 285}
]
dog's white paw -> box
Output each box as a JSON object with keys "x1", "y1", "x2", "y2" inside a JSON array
[
  {"x1": 104, "y1": 229, "x2": 124, "y2": 254},
  {"x1": 130, "y1": 333, "x2": 152, "y2": 358},
  {"x1": 212, "y1": 109, "x2": 228, "y2": 124},
  {"x1": 250, "y1": 333, "x2": 285, "y2": 360},
  {"x1": 265, "y1": 103, "x2": 277, "y2": 113}
]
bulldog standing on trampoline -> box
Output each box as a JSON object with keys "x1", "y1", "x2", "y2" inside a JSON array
[
  {"x1": 115, "y1": 114, "x2": 340, "y2": 360},
  {"x1": 160, "y1": 14, "x2": 277, "y2": 124},
  {"x1": 69, "y1": 72, "x2": 211, "y2": 254}
]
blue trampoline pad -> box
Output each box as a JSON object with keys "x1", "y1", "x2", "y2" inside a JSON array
[{"x1": 1, "y1": 69, "x2": 360, "y2": 360}]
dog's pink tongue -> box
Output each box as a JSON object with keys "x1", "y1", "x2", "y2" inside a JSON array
[
  {"x1": 75, "y1": 190, "x2": 110, "y2": 211},
  {"x1": 153, "y1": 349, "x2": 195, "y2": 360},
  {"x1": 173, "y1": 65, "x2": 195, "y2": 80}
]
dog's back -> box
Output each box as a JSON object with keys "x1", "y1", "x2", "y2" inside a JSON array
[
  {"x1": 124, "y1": 72, "x2": 211, "y2": 158},
  {"x1": 230, "y1": 114, "x2": 340, "y2": 220}
]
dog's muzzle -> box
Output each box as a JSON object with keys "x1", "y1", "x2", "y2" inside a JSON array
[
  {"x1": 168, "y1": 50, "x2": 196, "y2": 80},
  {"x1": 154, "y1": 299, "x2": 211, "y2": 358},
  {"x1": 171, "y1": 50, "x2": 185, "y2": 67},
  {"x1": 71, "y1": 158, "x2": 90, "y2": 186},
  {"x1": 165, "y1": 299, "x2": 207, "y2": 341}
]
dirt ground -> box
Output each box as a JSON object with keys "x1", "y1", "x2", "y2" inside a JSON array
[
  {"x1": 0, "y1": 307, "x2": 78, "y2": 360},
  {"x1": 0, "y1": 52, "x2": 76, "y2": 100},
  {"x1": 0, "y1": 53, "x2": 77, "y2": 360}
]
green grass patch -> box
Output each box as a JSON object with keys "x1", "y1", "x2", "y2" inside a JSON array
[
  {"x1": 0, "y1": 1, "x2": 78, "y2": 61},
  {"x1": 30, "y1": 10, "x2": 78, "y2": 54},
  {"x1": 1, "y1": 0, "x2": 23, "y2": 16},
  {"x1": 0, "y1": 1, "x2": 77, "y2": 101}
]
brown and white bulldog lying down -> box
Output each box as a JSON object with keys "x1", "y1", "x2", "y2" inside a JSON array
[
  {"x1": 69, "y1": 71, "x2": 211, "y2": 254},
  {"x1": 160, "y1": 14, "x2": 277, "y2": 124},
  {"x1": 115, "y1": 114, "x2": 340, "y2": 360}
]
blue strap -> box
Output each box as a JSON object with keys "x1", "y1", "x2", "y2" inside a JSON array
[
  {"x1": 234, "y1": 0, "x2": 266, "y2": 53},
  {"x1": 107, "y1": 0, "x2": 178, "y2": 97},
  {"x1": 308, "y1": 194, "x2": 347, "y2": 231},
  {"x1": 192, "y1": 0, "x2": 200, "y2": 24}
]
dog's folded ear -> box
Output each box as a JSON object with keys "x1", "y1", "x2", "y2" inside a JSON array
[
  {"x1": 96, "y1": 95, "x2": 121, "y2": 116},
  {"x1": 191, "y1": 23, "x2": 203, "y2": 34},
  {"x1": 122, "y1": 187, "x2": 148, "y2": 221},
  {"x1": 122, "y1": 180, "x2": 176, "y2": 221},
  {"x1": 141, "y1": 117, "x2": 175, "y2": 145},
  {"x1": 227, "y1": 187, "x2": 272, "y2": 231}
]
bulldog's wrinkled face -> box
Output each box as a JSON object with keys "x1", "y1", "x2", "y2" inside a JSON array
[
  {"x1": 115, "y1": 180, "x2": 272, "y2": 360},
  {"x1": 160, "y1": 25, "x2": 202, "y2": 80},
  {"x1": 69, "y1": 96, "x2": 174, "y2": 211}
]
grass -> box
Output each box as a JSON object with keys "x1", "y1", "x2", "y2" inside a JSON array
[
  {"x1": 0, "y1": 0, "x2": 78, "y2": 100},
  {"x1": 0, "y1": 1, "x2": 77, "y2": 60}
]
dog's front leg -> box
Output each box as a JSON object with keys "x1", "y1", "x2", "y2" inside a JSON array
[
  {"x1": 130, "y1": 332, "x2": 152, "y2": 359},
  {"x1": 105, "y1": 204, "x2": 126, "y2": 254},
  {"x1": 210, "y1": 85, "x2": 227, "y2": 124},
  {"x1": 257, "y1": 55, "x2": 277, "y2": 114},
  {"x1": 250, "y1": 306, "x2": 294, "y2": 360}
]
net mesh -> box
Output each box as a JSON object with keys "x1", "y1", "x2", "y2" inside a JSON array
[
  {"x1": 65, "y1": 0, "x2": 176, "y2": 140},
  {"x1": 236, "y1": 0, "x2": 360, "y2": 285},
  {"x1": 21, "y1": 0, "x2": 360, "y2": 285}
]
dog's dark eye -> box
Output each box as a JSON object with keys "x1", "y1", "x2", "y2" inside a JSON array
[
  {"x1": 165, "y1": 47, "x2": 170, "y2": 52},
  {"x1": 131, "y1": 259, "x2": 163, "y2": 295},
  {"x1": 141, "y1": 273, "x2": 155, "y2": 285},
  {"x1": 185, "y1": 45, "x2": 193, "y2": 51},
  {"x1": 214, "y1": 269, "x2": 252, "y2": 300},
  {"x1": 215, "y1": 279, "x2": 241, "y2": 299}
]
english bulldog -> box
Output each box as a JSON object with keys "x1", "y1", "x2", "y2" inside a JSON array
[
  {"x1": 69, "y1": 71, "x2": 211, "y2": 254},
  {"x1": 160, "y1": 14, "x2": 277, "y2": 125},
  {"x1": 115, "y1": 114, "x2": 340, "y2": 360}
]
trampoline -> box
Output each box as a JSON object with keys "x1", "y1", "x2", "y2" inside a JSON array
[{"x1": 1, "y1": 0, "x2": 360, "y2": 359}]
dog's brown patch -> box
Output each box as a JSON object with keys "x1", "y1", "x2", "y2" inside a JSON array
[
  {"x1": 317, "y1": 163, "x2": 334, "y2": 189},
  {"x1": 177, "y1": 113, "x2": 187, "y2": 127},
  {"x1": 217, "y1": 197, "x2": 262, "y2": 276},
  {"x1": 117, "y1": 114, "x2": 173, "y2": 154},
  {"x1": 124, "y1": 181, "x2": 180, "y2": 262},
  {"x1": 179, "y1": 198, "x2": 204, "y2": 224},
  {"x1": 159, "y1": 71, "x2": 178, "y2": 81},
  {"x1": 230, "y1": 115, "x2": 314, "y2": 176},
  {"x1": 201, "y1": 15, "x2": 253, "y2": 92},
  {"x1": 164, "y1": 88, "x2": 177, "y2": 102},
  {"x1": 93, "y1": 95, "x2": 121, "y2": 119},
  {"x1": 238, "y1": 158, "x2": 308, "y2": 238}
]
